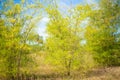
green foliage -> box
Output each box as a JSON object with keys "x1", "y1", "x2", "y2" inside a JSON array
[
  {"x1": 45, "y1": 5, "x2": 95, "y2": 75},
  {"x1": 0, "y1": 0, "x2": 43, "y2": 79},
  {"x1": 0, "y1": 0, "x2": 120, "y2": 79},
  {"x1": 85, "y1": 0, "x2": 120, "y2": 66}
]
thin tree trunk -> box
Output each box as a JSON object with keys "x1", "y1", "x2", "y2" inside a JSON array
[
  {"x1": 67, "y1": 59, "x2": 72, "y2": 76},
  {"x1": 17, "y1": 51, "x2": 21, "y2": 80}
]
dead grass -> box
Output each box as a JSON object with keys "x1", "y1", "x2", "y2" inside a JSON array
[
  {"x1": 83, "y1": 67, "x2": 120, "y2": 80},
  {"x1": 35, "y1": 66, "x2": 120, "y2": 80}
]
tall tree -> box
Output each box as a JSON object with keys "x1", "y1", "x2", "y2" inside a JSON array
[{"x1": 45, "y1": 4, "x2": 94, "y2": 75}]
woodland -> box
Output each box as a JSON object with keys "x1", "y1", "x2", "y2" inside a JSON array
[{"x1": 0, "y1": 0, "x2": 120, "y2": 80}]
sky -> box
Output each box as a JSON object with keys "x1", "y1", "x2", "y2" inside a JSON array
[{"x1": 14, "y1": 0, "x2": 20, "y2": 3}]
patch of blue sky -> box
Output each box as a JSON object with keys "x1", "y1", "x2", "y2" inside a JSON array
[
  {"x1": 14, "y1": 0, "x2": 21, "y2": 4},
  {"x1": 36, "y1": 17, "x2": 49, "y2": 40},
  {"x1": 0, "y1": 6, "x2": 1, "y2": 9},
  {"x1": 85, "y1": 0, "x2": 98, "y2": 4},
  {"x1": 0, "y1": 0, "x2": 4, "y2": 10},
  {"x1": 14, "y1": 0, "x2": 37, "y2": 4},
  {"x1": 59, "y1": 0, "x2": 84, "y2": 6}
]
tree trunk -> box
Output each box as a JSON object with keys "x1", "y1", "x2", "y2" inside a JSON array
[
  {"x1": 67, "y1": 59, "x2": 71, "y2": 76},
  {"x1": 17, "y1": 51, "x2": 21, "y2": 80}
]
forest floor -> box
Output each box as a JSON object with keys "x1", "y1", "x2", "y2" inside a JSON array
[{"x1": 37, "y1": 66, "x2": 120, "y2": 80}]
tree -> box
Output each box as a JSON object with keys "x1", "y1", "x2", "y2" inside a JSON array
[
  {"x1": 45, "y1": 4, "x2": 93, "y2": 75},
  {"x1": 0, "y1": 0, "x2": 43, "y2": 79},
  {"x1": 85, "y1": 0, "x2": 120, "y2": 66}
]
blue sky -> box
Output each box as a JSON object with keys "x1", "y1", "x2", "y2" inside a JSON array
[
  {"x1": 58, "y1": 0, "x2": 84, "y2": 5},
  {"x1": 13, "y1": 0, "x2": 85, "y2": 5},
  {"x1": 13, "y1": 0, "x2": 97, "y2": 5},
  {"x1": 14, "y1": 0, "x2": 20, "y2": 3}
]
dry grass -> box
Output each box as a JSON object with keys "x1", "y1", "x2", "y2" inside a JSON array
[
  {"x1": 34, "y1": 66, "x2": 120, "y2": 80},
  {"x1": 79, "y1": 67, "x2": 119, "y2": 80}
]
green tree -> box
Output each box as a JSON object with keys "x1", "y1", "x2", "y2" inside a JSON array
[
  {"x1": 85, "y1": 0, "x2": 120, "y2": 66},
  {"x1": 45, "y1": 4, "x2": 93, "y2": 75},
  {"x1": 0, "y1": 0, "x2": 43, "y2": 79}
]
